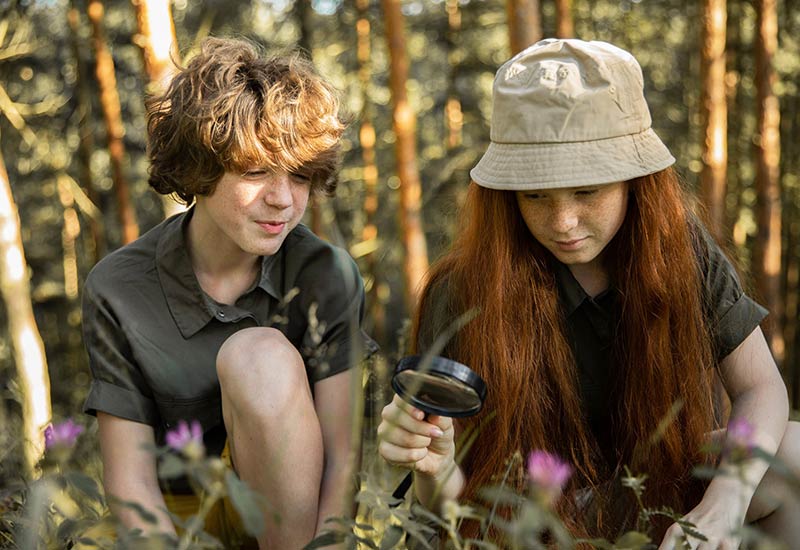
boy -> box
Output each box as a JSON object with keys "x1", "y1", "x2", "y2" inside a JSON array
[{"x1": 82, "y1": 37, "x2": 376, "y2": 548}]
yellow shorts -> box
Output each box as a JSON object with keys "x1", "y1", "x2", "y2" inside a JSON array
[
  {"x1": 76, "y1": 442, "x2": 258, "y2": 549},
  {"x1": 164, "y1": 442, "x2": 258, "y2": 548}
]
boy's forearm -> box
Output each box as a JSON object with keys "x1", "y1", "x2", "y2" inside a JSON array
[
  {"x1": 107, "y1": 485, "x2": 176, "y2": 536},
  {"x1": 314, "y1": 457, "x2": 356, "y2": 536}
]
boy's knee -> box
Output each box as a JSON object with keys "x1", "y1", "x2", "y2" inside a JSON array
[{"x1": 216, "y1": 327, "x2": 308, "y2": 402}]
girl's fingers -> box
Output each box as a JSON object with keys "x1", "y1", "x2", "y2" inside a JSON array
[
  {"x1": 381, "y1": 396, "x2": 443, "y2": 438},
  {"x1": 391, "y1": 393, "x2": 425, "y2": 420},
  {"x1": 378, "y1": 439, "x2": 428, "y2": 467},
  {"x1": 376, "y1": 420, "x2": 432, "y2": 448}
]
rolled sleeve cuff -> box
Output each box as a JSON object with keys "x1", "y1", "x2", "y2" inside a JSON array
[
  {"x1": 83, "y1": 379, "x2": 160, "y2": 426},
  {"x1": 715, "y1": 293, "x2": 769, "y2": 360}
]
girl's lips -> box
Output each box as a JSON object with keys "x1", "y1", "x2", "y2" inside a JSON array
[
  {"x1": 554, "y1": 237, "x2": 587, "y2": 251},
  {"x1": 257, "y1": 221, "x2": 286, "y2": 235}
]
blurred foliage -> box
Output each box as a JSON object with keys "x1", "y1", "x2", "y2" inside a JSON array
[{"x1": 0, "y1": 0, "x2": 799, "y2": 534}]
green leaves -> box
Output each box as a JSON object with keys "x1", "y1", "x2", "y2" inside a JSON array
[
  {"x1": 157, "y1": 453, "x2": 186, "y2": 479},
  {"x1": 224, "y1": 469, "x2": 265, "y2": 538}
]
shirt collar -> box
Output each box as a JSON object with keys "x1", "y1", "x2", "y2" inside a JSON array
[
  {"x1": 156, "y1": 208, "x2": 284, "y2": 338},
  {"x1": 553, "y1": 260, "x2": 589, "y2": 316}
]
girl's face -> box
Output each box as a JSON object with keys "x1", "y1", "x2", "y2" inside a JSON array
[{"x1": 515, "y1": 181, "x2": 629, "y2": 269}]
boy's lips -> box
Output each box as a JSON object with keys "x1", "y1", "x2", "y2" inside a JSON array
[{"x1": 257, "y1": 221, "x2": 287, "y2": 235}]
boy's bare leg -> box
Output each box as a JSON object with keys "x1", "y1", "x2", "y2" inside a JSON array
[{"x1": 217, "y1": 327, "x2": 323, "y2": 549}]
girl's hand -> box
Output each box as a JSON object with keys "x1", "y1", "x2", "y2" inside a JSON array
[
  {"x1": 377, "y1": 394, "x2": 455, "y2": 480},
  {"x1": 657, "y1": 490, "x2": 745, "y2": 550}
]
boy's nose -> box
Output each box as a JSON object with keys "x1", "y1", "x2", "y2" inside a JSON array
[{"x1": 264, "y1": 172, "x2": 293, "y2": 209}]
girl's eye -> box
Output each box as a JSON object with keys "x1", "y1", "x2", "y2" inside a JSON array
[
  {"x1": 575, "y1": 189, "x2": 598, "y2": 197},
  {"x1": 523, "y1": 193, "x2": 543, "y2": 200}
]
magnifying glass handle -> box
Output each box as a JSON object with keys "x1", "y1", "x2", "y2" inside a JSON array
[
  {"x1": 390, "y1": 410, "x2": 430, "y2": 504},
  {"x1": 392, "y1": 472, "x2": 414, "y2": 502}
]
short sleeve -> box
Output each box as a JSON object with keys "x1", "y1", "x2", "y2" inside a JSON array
[
  {"x1": 297, "y1": 247, "x2": 378, "y2": 383},
  {"x1": 693, "y1": 223, "x2": 769, "y2": 360},
  {"x1": 82, "y1": 280, "x2": 160, "y2": 425}
]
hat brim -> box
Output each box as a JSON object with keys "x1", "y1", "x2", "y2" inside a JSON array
[{"x1": 469, "y1": 128, "x2": 675, "y2": 190}]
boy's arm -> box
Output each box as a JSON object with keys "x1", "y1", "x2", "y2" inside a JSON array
[
  {"x1": 312, "y1": 368, "x2": 360, "y2": 536},
  {"x1": 97, "y1": 412, "x2": 176, "y2": 536}
]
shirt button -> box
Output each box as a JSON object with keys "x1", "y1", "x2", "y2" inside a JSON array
[{"x1": 218, "y1": 311, "x2": 225, "y2": 318}]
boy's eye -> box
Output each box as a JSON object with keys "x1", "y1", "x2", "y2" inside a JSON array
[
  {"x1": 242, "y1": 170, "x2": 267, "y2": 178},
  {"x1": 290, "y1": 172, "x2": 312, "y2": 183}
]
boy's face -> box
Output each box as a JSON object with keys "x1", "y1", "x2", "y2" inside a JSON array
[
  {"x1": 195, "y1": 169, "x2": 311, "y2": 257},
  {"x1": 515, "y1": 181, "x2": 629, "y2": 269}
]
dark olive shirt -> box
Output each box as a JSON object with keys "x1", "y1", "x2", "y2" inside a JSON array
[
  {"x1": 417, "y1": 222, "x2": 767, "y2": 458},
  {"x1": 82, "y1": 209, "x2": 378, "y2": 458}
]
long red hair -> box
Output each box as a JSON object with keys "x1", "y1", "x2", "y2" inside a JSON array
[{"x1": 412, "y1": 168, "x2": 717, "y2": 541}]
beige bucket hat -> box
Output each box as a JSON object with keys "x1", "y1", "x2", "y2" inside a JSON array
[{"x1": 470, "y1": 39, "x2": 675, "y2": 190}]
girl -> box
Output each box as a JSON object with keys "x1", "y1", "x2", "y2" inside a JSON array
[{"x1": 377, "y1": 39, "x2": 799, "y2": 548}]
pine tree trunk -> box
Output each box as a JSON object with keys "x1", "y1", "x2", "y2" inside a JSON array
[
  {"x1": 444, "y1": 0, "x2": 463, "y2": 149},
  {"x1": 67, "y1": 4, "x2": 105, "y2": 262},
  {"x1": 506, "y1": 0, "x2": 541, "y2": 55},
  {"x1": 381, "y1": 0, "x2": 429, "y2": 309},
  {"x1": 356, "y1": 0, "x2": 384, "y2": 342},
  {"x1": 700, "y1": 0, "x2": 728, "y2": 241},
  {"x1": 87, "y1": 0, "x2": 139, "y2": 245},
  {"x1": 131, "y1": 0, "x2": 186, "y2": 219},
  {"x1": 293, "y1": 0, "x2": 324, "y2": 238},
  {"x1": 0, "y1": 147, "x2": 52, "y2": 479},
  {"x1": 753, "y1": 0, "x2": 783, "y2": 362},
  {"x1": 555, "y1": 0, "x2": 573, "y2": 38}
]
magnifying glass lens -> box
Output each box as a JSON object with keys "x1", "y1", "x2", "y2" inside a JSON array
[
  {"x1": 391, "y1": 356, "x2": 487, "y2": 418},
  {"x1": 393, "y1": 370, "x2": 482, "y2": 416}
]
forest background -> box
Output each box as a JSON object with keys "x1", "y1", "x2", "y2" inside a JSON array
[{"x1": 0, "y1": 0, "x2": 798, "y2": 536}]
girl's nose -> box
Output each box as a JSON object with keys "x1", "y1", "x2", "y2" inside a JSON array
[{"x1": 550, "y1": 202, "x2": 579, "y2": 234}]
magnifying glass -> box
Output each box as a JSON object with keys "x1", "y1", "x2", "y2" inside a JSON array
[
  {"x1": 391, "y1": 355, "x2": 487, "y2": 417},
  {"x1": 390, "y1": 355, "x2": 487, "y2": 501}
]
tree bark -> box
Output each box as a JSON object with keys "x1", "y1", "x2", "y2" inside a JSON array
[
  {"x1": 293, "y1": 0, "x2": 325, "y2": 238},
  {"x1": 506, "y1": 0, "x2": 541, "y2": 55},
  {"x1": 67, "y1": 4, "x2": 105, "y2": 262},
  {"x1": 0, "y1": 144, "x2": 52, "y2": 479},
  {"x1": 444, "y1": 0, "x2": 463, "y2": 149},
  {"x1": 87, "y1": 0, "x2": 139, "y2": 245},
  {"x1": 753, "y1": 0, "x2": 783, "y2": 362},
  {"x1": 131, "y1": 0, "x2": 186, "y2": 219},
  {"x1": 699, "y1": 0, "x2": 727, "y2": 241},
  {"x1": 131, "y1": 0, "x2": 179, "y2": 91},
  {"x1": 555, "y1": 0, "x2": 573, "y2": 38},
  {"x1": 356, "y1": 0, "x2": 384, "y2": 342},
  {"x1": 381, "y1": 0, "x2": 429, "y2": 309}
]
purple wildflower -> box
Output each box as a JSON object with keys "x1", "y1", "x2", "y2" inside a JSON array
[
  {"x1": 725, "y1": 417, "x2": 755, "y2": 456},
  {"x1": 527, "y1": 450, "x2": 573, "y2": 495},
  {"x1": 165, "y1": 420, "x2": 204, "y2": 459},
  {"x1": 44, "y1": 419, "x2": 84, "y2": 450}
]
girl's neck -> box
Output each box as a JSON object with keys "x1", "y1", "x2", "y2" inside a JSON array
[{"x1": 567, "y1": 260, "x2": 610, "y2": 299}]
